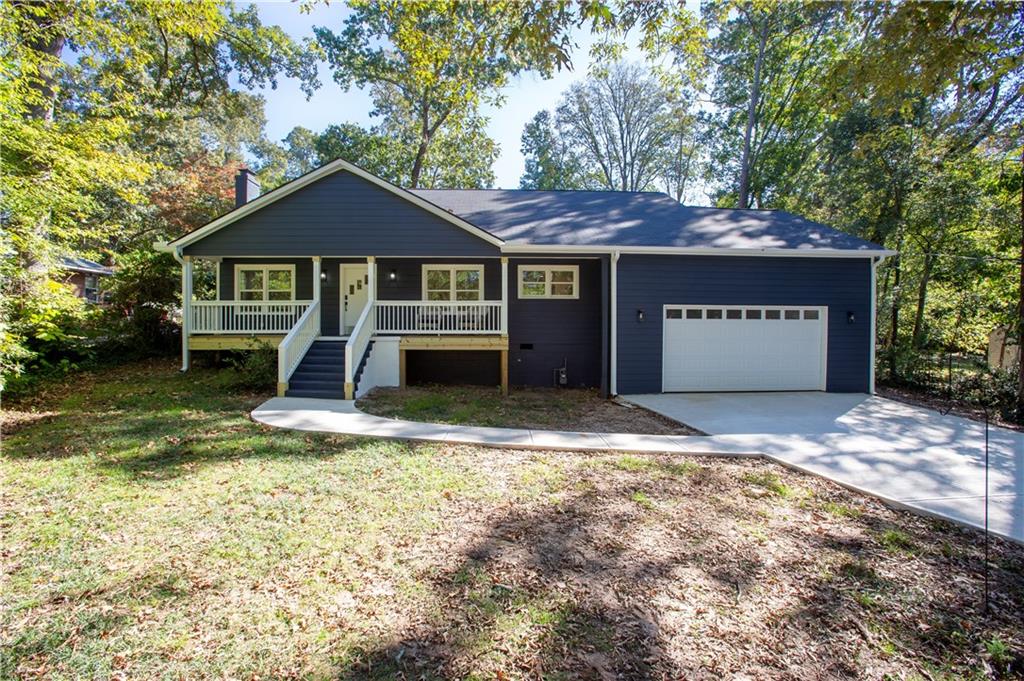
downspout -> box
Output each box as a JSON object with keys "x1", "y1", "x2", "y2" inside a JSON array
[{"x1": 610, "y1": 251, "x2": 620, "y2": 396}]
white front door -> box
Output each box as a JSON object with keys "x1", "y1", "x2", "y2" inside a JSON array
[
  {"x1": 340, "y1": 264, "x2": 369, "y2": 334},
  {"x1": 662, "y1": 305, "x2": 827, "y2": 391}
]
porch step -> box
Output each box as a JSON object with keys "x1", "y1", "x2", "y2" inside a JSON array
[{"x1": 285, "y1": 340, "x2": 347, "y2": 399}]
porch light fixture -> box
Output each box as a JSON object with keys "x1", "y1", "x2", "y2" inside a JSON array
[
  {"x1": 388, "y1": 269, "x2": 397, "y2": 281},
  {"x1": 847, "y1": 311, "x2": 855, "y2": 324},
  {"x1": 637, "y1": 308, "x2": 645, "y2": 323},
  {"x1": 320, "y1": 271, "x2": 327, "y2": 282}
]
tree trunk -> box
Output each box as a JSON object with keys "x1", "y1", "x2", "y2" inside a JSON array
[
  {"x1": 409, "y1": 136, "x2": 429, "y2": 189},
  {"x1": 738, "y1": 20, "x2": 768, "y2": 210},
  {"x1": 1017, "y1": 145, "x2": 1024, "y2": 420},
  {"x1": 18, "y1": 1, "x2": 65, "y2": 123},
  {"x1": 889, "y1": 250, "x2": 902, "y2": 380},
  {"x1": 911, "y1": 253, "x2": 934, "y2": 349}
]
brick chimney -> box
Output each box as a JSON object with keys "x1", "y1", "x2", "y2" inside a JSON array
[{"x1": 234, "y1": 168, "x2": 261, "y2": 207}]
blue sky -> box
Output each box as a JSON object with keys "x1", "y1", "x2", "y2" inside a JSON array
[{"x1": 250, "y1": 1, "x2": 644, "y2": 189}]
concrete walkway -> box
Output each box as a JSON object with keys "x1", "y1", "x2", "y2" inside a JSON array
[{"x1": 251, "y1": 395, "x2": 1023, "y2": 544}]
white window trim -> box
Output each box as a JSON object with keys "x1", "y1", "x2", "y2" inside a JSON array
[
  {"x1": 421, "y1": 264, "x2": 485, "y2": 301},
  {"x1": 517, "y1": 264, "x2": 579, "y2": 300},
  {"x1": 233, "y1": 264, "x2": 296, "y2": 301}
]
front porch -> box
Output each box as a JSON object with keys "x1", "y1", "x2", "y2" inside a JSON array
[{"x1": 179, "y1": 255, "x2": 510, "y2": 399}]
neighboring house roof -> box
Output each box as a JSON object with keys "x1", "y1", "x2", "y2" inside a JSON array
[
  {"x1": 60, "y1": 256, "x2": 113, "y2": 276},
  {"x1": 159, "y1": 158, "x2": 892, "y2": 257},
  {"x1": 411, "y1": 189, "x2": 883, "y2": 252}
]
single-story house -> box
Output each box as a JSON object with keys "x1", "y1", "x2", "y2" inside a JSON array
[
  {"x1": 60, "y1": 256, "x2": 113, "y2": 304},
  {"x1": 156, "y1": 160, "x2": 893, "y2": 400}
]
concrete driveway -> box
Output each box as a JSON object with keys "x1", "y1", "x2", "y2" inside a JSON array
[{"x1": 624, "y1": 392, "x2": 1024, "y2": 543}]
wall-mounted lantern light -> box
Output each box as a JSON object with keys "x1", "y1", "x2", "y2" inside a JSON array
[
  {"x1": 847, "y1": 311, "x2": 855, "y2": 324},
  {"x1": 320, "y1": 271, "x2": 327, "y2": 282},
  {"x1": 389, "y1": 269, "x2": 398, "y2": 282},
  {"x1": 637, "y1": 308, "x2": 646, "y2": 323}
]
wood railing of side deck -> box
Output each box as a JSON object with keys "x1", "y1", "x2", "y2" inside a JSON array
[
  {"x1": 375, "y1": 300, "x2": 503, "y2": 334},
  {"x1": 276, "y1": 300, "x2": 320, "y2": 397},
  {"x1": 344, "y1": 301, "x2": 375, "y2": 400}
]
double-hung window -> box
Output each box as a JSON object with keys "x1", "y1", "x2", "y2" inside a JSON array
[
  {"x1": 518, "y1": 265, "x2": 578, "y2": 299},
  {"x1": 422, "y1": 264, "x2": 483, "y2": 301},
  {"x1": 234, "y1": 264, "x2": 295, "y2": 301},
  {"x1": 83, "y1": 274, "x2": 100, "y2": 303}
]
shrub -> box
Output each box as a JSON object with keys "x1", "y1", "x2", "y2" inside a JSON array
[{"x1": 225, "y1": 340, "x2": 277, "y2": 391}]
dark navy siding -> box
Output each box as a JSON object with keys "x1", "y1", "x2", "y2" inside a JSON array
[
  {"x1": 507, "y1": 258, "x2": 603, "y2": 389},
  {"x1": 184, "y1": 170, "x2": 500, "y2": 257},
  {"x1": 616, "y1": 255, "x2": 872, "y2": 393},
  {"x1": 376, "y1": 258, "x2": 502, "y2": 301},
  {"x1": 218, "y1": 258, "x2": 314, "y2": 301}
]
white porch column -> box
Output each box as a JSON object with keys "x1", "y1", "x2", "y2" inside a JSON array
[
  {"x1": 312, "y1": 256, "x2": 322, "y2": 303},
  {"x1": 366, "y1": 256, "x2": 376, "y2": 302},
  {"x1": 500, "y1": 257, "x2": 509, "y2": 335},
  {"x1": 181, "y1": 255, "x2": 193, "y2": 371}
]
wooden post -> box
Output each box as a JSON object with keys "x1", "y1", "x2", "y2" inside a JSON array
[
  {"x1": 500, "y1": 349, "x2": 508, "y2": 396},
  {"x1": 181, "y1": 255, "x2": 192, "y2": 371},
  {"x1": 399, "y1": 349, "x2": 407, "y2": 388}
]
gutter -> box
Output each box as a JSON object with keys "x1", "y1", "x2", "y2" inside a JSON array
[{"x1": 153, "y1": 240, "x2": 184, "y2": 265}]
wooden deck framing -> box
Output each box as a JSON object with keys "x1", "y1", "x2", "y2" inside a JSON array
[
  {"x1": 398, "y1": 335, "x2": 509, "y2": 395},
  {"x1": 188, "y1": 335, "x2": 284, "y2": 351}
]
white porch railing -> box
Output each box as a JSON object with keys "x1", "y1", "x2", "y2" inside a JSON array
[
  {"x1": 190, "y1": 300, "x2": 314, "y2": 334},
  {"x1": 344, "y1": 300, "x2": 376, "y2": 398},
  {"x1": 277, "y1": 300, "x2": 320, "y2": 386},
  {"x1": 375, "y1": 301, "x2": 503, "y2": 335}
]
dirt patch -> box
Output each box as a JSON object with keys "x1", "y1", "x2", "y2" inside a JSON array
[
  {"x1": 357, "y1": 384, "x2": 703, "y2": 435},
  {"x1": 349, "y1": 449, "x2": 1024, "y2": 680},
  {"x1": 877, "y1": 384, "x2": 1023, "y2": 432}
]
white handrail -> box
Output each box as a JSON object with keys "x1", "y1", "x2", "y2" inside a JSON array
[
  {"x1": 344, "y1": 301, "x2": 376, "y2": 391},
  {"x1": 191, "y1": 300, "x2": 314, "y2": 334},
  {"x1": 277, "y1": 300, "x2": 320, "y2": 385},
  {"x1": 375, "y1": 300, "x2": 502, "y2": 334}
]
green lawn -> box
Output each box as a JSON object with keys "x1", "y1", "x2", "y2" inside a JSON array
[
  {"x1": 2, "y1": 360, "x2": 1023, "y2": 679},
  {"x1": 357, "y1": 384, "x2": 698, "y2": 434}
]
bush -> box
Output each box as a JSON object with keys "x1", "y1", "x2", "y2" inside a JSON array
[
  {"x1": 1, "y1": 279, "x2": 99, "y2": 395},
  {"x1": 94, "y1": 249, "x2": 181, "y2": 359},
  {"x1": 951, "y1": 367, "x2": 1019, "y2": 421},
  {"x1": 225, "y1": 340, "x2": 278, "y2": 391}
]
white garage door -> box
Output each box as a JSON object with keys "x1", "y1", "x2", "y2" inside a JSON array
[{"x1": 662, "y1": 305, "x2": 827, "y2": 392}]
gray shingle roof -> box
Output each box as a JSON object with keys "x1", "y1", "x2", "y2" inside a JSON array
[
  {"x1": 409, "y1": 189, "x2": 883, "y2": 252},
  {"x1": 60, "y1": 256, "x2": 113, "y2": 275}
]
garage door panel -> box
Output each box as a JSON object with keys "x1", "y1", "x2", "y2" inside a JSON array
[{"x1": 662, "y1": 306, "x2": 826, "y2": 392}]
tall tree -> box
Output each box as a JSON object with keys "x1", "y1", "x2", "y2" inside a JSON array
[
  {"x1": 0, "y1": 0, "x2": 318, "y2": 383},
  {"x1": 704, "y1": 2, "x2": 850, "y2": 208},
  {"x1": 556, "y1": 62, "x2": 672, "y2": 192},
  {"x1": 315, "y1": 1, "x2": 551, "y2": 188},
  {"x1": 519, "y1": 110, "x2": 585, "y2": 190}
]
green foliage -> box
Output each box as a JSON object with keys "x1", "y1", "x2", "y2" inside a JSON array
[
  {"x1": 520, "y1": 63, "x2": 702, "y2": 196},
  {"x1": 314, "y1": 0, "x2": 555, "y2": 187},
  {"x1": 0, "y1": 0, "x2": 317, "y2": 389},
  {"x1": 225, "y1": 341, "x2": 278, "y2": 391},
  {"x1": 519, "y1": 110, "x2": 585, "y2": 190}
]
